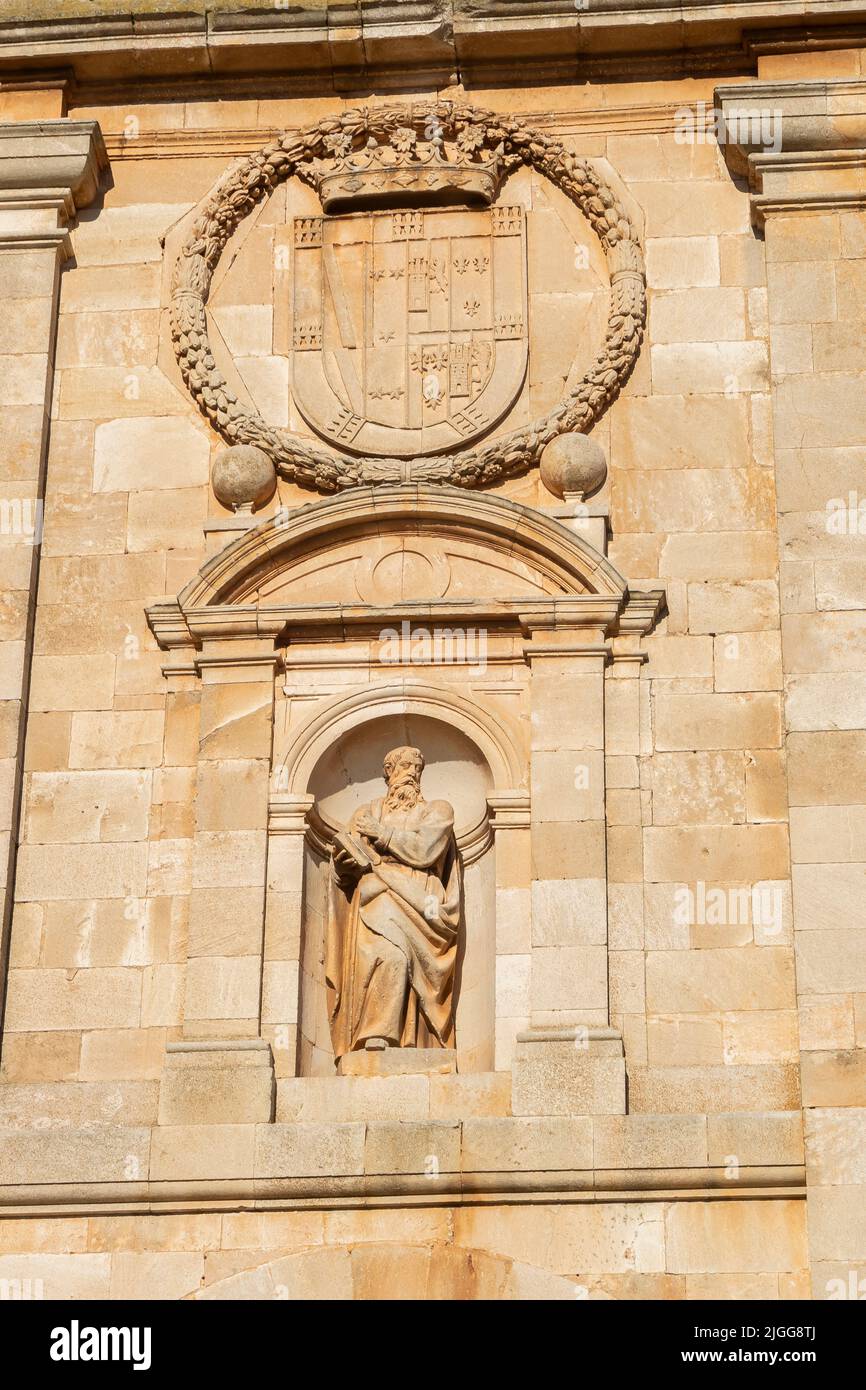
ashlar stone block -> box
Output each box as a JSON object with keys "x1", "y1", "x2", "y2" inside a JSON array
[
  {"x1": 511, "y1": 1029, "x2": 626, "y2": 1117},
  {"x1": 158, "y1": 1040, "x2": 275, "y2": 1126}
]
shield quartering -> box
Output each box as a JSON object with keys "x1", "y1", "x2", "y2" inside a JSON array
[{"x1": 291, "y1": 206, "x2": 528, "y2": 457}]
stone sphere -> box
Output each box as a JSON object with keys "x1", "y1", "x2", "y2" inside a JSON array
[
  {"x1": 539, "y1": 433, "x2": 607, "y2": 501},
  {"x1": 211, "y1": 445, "x2": 276, "y2": 513}
]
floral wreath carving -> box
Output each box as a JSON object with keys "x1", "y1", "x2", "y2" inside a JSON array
[{"x1": 171, "y1": 101, "x2": 646, "y2": 493}]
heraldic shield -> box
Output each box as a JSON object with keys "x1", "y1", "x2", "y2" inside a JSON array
[{"x1": 290, "y1": 205, "x2": 529, "y2": 457}]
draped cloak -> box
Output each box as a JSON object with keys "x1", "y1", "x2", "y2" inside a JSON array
[{"x1": 325, "y1": 797, "x2": 460, "y2": 1059}]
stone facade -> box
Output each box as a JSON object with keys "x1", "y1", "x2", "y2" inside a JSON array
[{"x1": 0, "y1": 1, "x2": 863, "y2": 1301}]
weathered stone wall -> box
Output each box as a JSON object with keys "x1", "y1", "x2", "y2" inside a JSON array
[
  {"x1": 0, "y1": 4, "x2": 864, "y2": 1301},
  {"x1": 0, "y1": 1197, "x2": 809, "y2": 1300}
]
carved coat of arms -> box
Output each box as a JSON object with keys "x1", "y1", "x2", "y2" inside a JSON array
[
  {"x1": 290, "y1": 206, "x2": 528, "y2": 457},
  {"x1": 171, "y1": 102, "x2": 646, "y2": 492}
]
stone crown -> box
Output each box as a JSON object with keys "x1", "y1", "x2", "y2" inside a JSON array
[{"x1": 310, "y1": 131, "x2": 504, "y2": 211}]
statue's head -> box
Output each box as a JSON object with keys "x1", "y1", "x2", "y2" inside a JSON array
[
  {"x1": 382, "y1": 746, "x2": 425, "y2": 810},
  {"x1": 383, "y1": 745, "x2": 424, "y2": 786}
]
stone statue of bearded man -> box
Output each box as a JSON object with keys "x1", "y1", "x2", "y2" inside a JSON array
[{"x1": 326, "y1": 746, "x2": 460, "y2": 1062}]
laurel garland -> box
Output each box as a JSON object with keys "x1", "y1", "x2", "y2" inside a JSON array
[{"x1": 171, "y1": 101, "x2": 645, "y2": 493}]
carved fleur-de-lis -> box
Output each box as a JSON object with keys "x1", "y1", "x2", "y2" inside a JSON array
[{"x1": 463, "y1": 298, "x2": 481, "y2": 318}]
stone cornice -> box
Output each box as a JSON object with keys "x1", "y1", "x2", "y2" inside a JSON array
[
  {"x1": 0, "y1": 1166, "x2": 806, "y2": 1217},
  {"x1": 0, "y1": 119, "x2": 107, "y2": 206},
  {"x1": 715, "y1": 77, "x2": 866, "y2": 177},
  {"x1": 1, "y1": 2, "x2": 866, "y2": 88},
  {"x1": 151, "y1": 597, "x2": 632, "y2": 648},
  {"x1": 714, "y1": 79, "x2": 866, "y2": 222},
  {"x1": 749, "y1": 148, "x2": 866, "y2": 222}
]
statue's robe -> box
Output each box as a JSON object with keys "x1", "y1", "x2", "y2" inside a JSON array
[{"x1": 326, "y1": 797, "x2": 460, "y2": 1059}]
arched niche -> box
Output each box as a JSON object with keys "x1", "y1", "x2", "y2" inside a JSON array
[
  {"x1": 295, "y1": 712, "x2": 502, "y2": 1078},
  {"x1": 144, "y1": 484, "x2": 663, "y2": 1074},
  {"x1": 276, "y1": 679, "x2": 525, "y2": 802}
]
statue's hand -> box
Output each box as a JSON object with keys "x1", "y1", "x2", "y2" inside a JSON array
[
  {"x1": 354, "y1": 812, "x2": 382, "y2": 841},
  {"x1": 333, "y1": 844, "x2": 365, "y2": 878}
]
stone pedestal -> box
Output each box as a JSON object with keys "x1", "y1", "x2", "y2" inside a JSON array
[
  {"x1": 511, "y1": 1027, "x2": 626, "y2": 1116},
  {"x1": 547, "y1": 499, "x2": 610, "y2": 555},
  {"x1": 158, "y1": 1039, "x2": 275, "y2": 1125},
  {"x1": 338, "y1": 1047, "x2": 458, "y2": 1078}
]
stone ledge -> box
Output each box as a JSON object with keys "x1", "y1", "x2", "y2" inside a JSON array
[
  {"x1": 0, "y1": 1165, "x2": 807, "y2": 1217},
  {"x1": 0, "y1": 1110, "x2": 805, "y2": 1200}
]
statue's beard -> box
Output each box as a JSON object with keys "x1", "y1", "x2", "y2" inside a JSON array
[{"x1": 383, "y1": 768, "x2": 423, "y2": 814}]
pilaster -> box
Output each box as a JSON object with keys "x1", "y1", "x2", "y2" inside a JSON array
[
  {"x1": 717, "y1": 74, "x2": 866, "y2": 1296},
  {"x1": 159, "y1": 641, "x2": 280, "y2": 1125},
  {"x1": 0, "y1": 119, "x2": 107, "y2": 1043}
]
